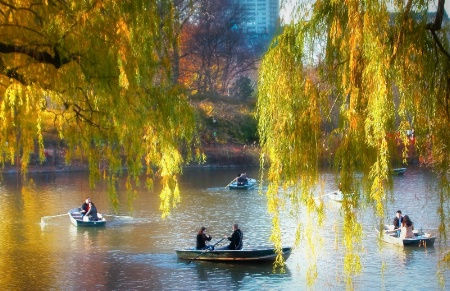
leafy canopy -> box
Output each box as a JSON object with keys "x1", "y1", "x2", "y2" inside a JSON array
[
  {"x1": 0, "y1": 0, "x2": 199, "y2": 216},
  {"x1": 258, "y1": 0, "x2": 450, "y2": 285}
]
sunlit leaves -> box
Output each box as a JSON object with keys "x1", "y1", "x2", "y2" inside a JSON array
[
  {"x1": 258, "y1": 23, "x2": 323, "y2": 275},
  {"x1": 0, "y1": 83, "x2": 47, "y2": 174},
  {"x1": 258, "y1": 0, "x2": 450, "y2": 287},
  {"x1": 0, "y1": 0, "x2": 198, "y2": 215}
]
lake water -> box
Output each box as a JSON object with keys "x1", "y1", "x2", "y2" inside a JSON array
[{"x1": 0, "y1": 166, "x2": 449, "y2": 290}]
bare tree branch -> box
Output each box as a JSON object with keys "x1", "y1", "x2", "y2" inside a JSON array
[
  {"x1": 426, "y1": 0, "x2": 450, "y2": 60},
  {"x1": 0, "y1": 42, "x2": 78, "y2": 69}
]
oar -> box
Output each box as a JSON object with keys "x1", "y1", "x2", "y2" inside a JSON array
[
  {"x1": 40, "y1": 213, "x2": 68, "y2": 225},
  {"x1": 187, "y1": 237, "x2": 226, "y2": 264},
  {"x1": 225, "y1": 178, "x2": 236, "y2": 189},
  {"x1": 102, "y1": 214, "x2": 133, "y2": 219}
]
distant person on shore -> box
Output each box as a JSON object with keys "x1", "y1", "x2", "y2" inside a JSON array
[{"x1": 196, "y1": 226, "x2": 213, "y2": 250}]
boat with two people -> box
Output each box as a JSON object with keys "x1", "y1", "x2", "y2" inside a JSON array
[
  {"x1": 178, "y1": 225, "x2": 291, "y2": 263},
  {"x1": 376, "y1": 224, "x2": 435, "y2": 247},
  {"x1": 176, "y1": 246, "x2": 292, "y2": 263},
  {"x1": 68, "y1": 207, "x2": 106, "y2": 227}
]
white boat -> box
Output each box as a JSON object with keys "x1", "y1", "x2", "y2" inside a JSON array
[
  {"x1": 328, "y1": 190, "x2": 344, "y2": 202},
  {"x1": 68, "y1": 208, "x2": 106, "y2": 227},
  {"x1": 376, "y1": 224, "x2": 435, "y2": 247}
]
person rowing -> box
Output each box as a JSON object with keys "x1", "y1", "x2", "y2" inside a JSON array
[
  {"x1": 217, "y1": 223, "x2": 243, "y2": 250},
  {"x1": 234, "y1": 172, "x2": 248, "y2": 186},
  {"x1": 80, "y1": 197, "x2": 99, "y2": 221}
]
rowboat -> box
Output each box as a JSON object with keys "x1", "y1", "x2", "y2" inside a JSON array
[
  {"x1": 328, "y1": 190, "x2": 344, "y2": 202},
  {"x1": 228, "y1": 178, "x2": 257, "y2": 190},
  {"x1": 176, "y1": 246, "x2": 292, "y2": 263},
  {"x1": 68, "y1": 207, "x2": 106, "y2": 227},
  {"x1": 376, "y1": 225, "x2": 435, "y2": 247},
  {"x1": 392, "y1": 168, "x2": 407, "y2": 175}
]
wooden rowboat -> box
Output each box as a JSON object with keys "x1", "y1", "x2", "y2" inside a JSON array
[
  {"x1": 176, "y1": 246, "x2": 292, "y2": 263},
  {"x1": 228, "y1": 178, "x2": 257, "y2": 190},
  {"x1": 376, "y1": 224, "x2": 435, "y2": 247},
  {"x1": 68, "y1": 207, "x2": 106, "y2": 227}
]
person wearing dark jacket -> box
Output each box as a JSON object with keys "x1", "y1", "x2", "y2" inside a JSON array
[
  {"x1": 196, "y1": 226, "x2": 212, "y2": 250},
  {"x1": 80, "y1": 197, "x2": 91, "y2": 215},
  {"x1": 393, "y1": 210, "x2": 403, "y2": 230},
  {"x1": 218, "y1": 224, "x2": 243, "y2": 250},
  {"x1": 85, "y1": 202, "x2": 99, "y2": 221},
  {"x1": 81, "y1": 197, "x2": 99, "y2": 221},
  {"x1": 237, "y1": 173, "x2": 248, "y2": 186}
]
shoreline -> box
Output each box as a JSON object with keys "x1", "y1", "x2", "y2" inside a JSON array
[
  {"x1": 1, "y1": 142, "x2": 419, "y2": 175},
  {"x1": 1, "y1": 144, "x2": 260, "y2": 175},
  {"x1": 2, "y1": 160, "x2": 261, "y2": 175}
]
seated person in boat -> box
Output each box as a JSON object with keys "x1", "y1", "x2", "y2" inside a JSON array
[
  {"x1": 393, "y1": 210, "x2": 403, "y2": 230},
  {"x1": 218, "y1": 223, "x2": 243, "y2": 250},
  {"x1": 400, "y1": 215, "x2": 414, "y2": 238},
  {"x1": 196, "y1": 226, "x2": 213, "y2": 250},
  {"x1": 84, "y1": 201, "x2": 99, "y2": 221},
  {"x1": 241, "y1": 172, "x2": 248, "y2": 182},
  {"x1": 237, "y1": 173, "x2": 248, "y2": 186},
  {"x1": 80, "y1": 197, "x2": 91, "y2": 215}
]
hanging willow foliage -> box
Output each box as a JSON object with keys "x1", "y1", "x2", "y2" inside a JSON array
[
  {"x1": 0, "y1": 0, "x2": 200, "y2": 216},
  {"x1": 259, "y1": 0, "x2": 450, "y2": 287}
]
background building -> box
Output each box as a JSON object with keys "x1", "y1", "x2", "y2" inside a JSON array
[{"x1": 239, "y1": 0, "x2": 279, "y2": 35}]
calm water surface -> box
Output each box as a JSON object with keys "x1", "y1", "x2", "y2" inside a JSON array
[{"x1": 0, "y1": 166, "x2": 449, "y2": 290}]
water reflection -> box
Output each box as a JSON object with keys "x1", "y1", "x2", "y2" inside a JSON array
[
  {"x1": 374, "y1": 245, "x2": 439, "y2": 290},
  {"x1": 172, "y1": 260, "x2": 293, "y2": 290},
  {"x1": 64, "y1": 226, "x2": 109, "y2": 289},
  {"x1": 0, "y1": 166, "x2": 449, "y2": 290}
]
